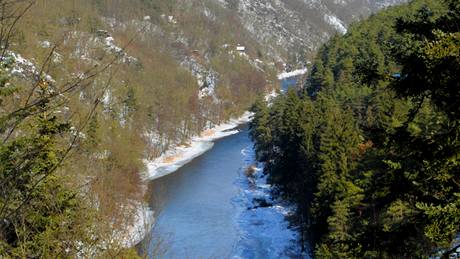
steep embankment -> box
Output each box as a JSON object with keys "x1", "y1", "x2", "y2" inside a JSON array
[
  {"x1": 0, "y1": 0, "x2": 411, "y2": 256},
  {"x1": 249, "y1": 0, "x2": 459, "y2": 258},
  {"x1": 214, "y1": 0, "x2": 407, "y2": 64},
  {"x1": 3, "y1": 0, "x2": 272, "y2": 255}
]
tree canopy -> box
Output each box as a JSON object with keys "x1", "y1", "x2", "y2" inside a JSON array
[{"x1": 249, "y1": 0, "x2": 460, "y2": 257}]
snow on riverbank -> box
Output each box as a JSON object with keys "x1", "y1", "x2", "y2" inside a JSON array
[
  {"x1": 123, "y1": 112, "x2": 253, "y2": 246},
  {"x1": 233, "y1": 146, "x2": 309, "y2": 258},
  {"x1": 129, "y1": 91, "x2": 276, "y2": 247},
  {"x1": 120, "y1": 201, "x2": 154, "y2": 248},
  {"x1": 277, "y1": 68, "x2": 308, "y2": 80},
  {"x1": 144, "y1": 111, "x2": 254, "y2": 180}
]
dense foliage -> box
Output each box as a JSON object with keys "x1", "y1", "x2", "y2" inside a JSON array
[
  {"x1": 249, "y1": 0, "x2": 459, "y2": 257},
  {"x1": 0, "y1": 0, "x2": 272, "y2": 257}
]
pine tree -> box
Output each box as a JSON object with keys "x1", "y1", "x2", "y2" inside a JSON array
[
  {"x1": 249, "y1": 97, "x2": 271, "y2": 161},
  {"x1": 0, "y1": 69, "x2": 93, "y2": 256}
]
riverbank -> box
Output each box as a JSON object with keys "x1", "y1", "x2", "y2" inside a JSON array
[
  {"x1": 139, "y1": 126, "x2": 308, "y2": 257},
  {"x1": 123, "y1": 111, "x2": 254, "y2": 248},
  {"x1": 144, "y1": 111, "x2": 254, "y2": 180},
  {"x1": 277, "y1": 68, "x2": 308, "y2": 80},
  {"x1": 125, "y1": 77, "x2": 289, "y2": 250},
  {"x1": 234, "y1": 145, "x2": 308, "y2": 258}
]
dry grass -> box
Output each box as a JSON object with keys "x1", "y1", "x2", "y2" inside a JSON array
[
  {"x1": 201, "y1": 129, "x2": 215, "y2": 137},
  {"x1": 162, "y1": 155, "x2": 180, "y2": 164}
]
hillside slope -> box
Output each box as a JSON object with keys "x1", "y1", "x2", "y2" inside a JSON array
[
  {"x1": 215, "y1": 0, "x2": 407, "y2": 64},
  {"x1": 249, "y1": 0, "x2": 459, "y2": 257},
  {"x1": 0, "y1": 0, "x2": 410, "y2": 257}
]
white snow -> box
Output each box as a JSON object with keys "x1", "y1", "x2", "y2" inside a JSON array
[
  {"x1": 75, "y1": 200, "x2": 154, "y2": 253},
  {"x1": 3, "y1": 52, "x2": 56, "y2": 84},
  {"x1": 277, "y1": 68, "x2": 308, "y2": 80},
  {"x1": 432, "y1": 233, "x2": 460, "y2": 259},
  {"x1": 120, "y1": 201, "x2": 154, "y2": 248},
  {"x1": 103, "y1": 36, "x2": 138, "y2": 64},
  {"x1": 168, "y1": 15, "x2": 177, "y2": 24},
  {"x1": 233, "y1": 146, "x2": 309, "y2": 258},
  {"x1": 144, "y1": 111, "x2": 254, "y2": 180},
  {"x1": 265, "y1": 89, "x2": 279, "y2": 103},
  {"x1": 133, "y1": 91, "x2": 281, "y2": 249},
  {"x1": 196, "y1": 71, "x2": 218, "y2": 100},
  {"x1": 104, "y1": 36, "x2": 123, "y2": 53},
  {"x1": 8, "y1": 52, "x2": 37, "y2": 76},
  {"x1": 375, "y1": 0, "x2": 408, "y2": 9},
  {"x1": 102, "y1": 90, "x2": 111, "y2": 107},
  {"x1": 324, "y1": 14, "x2": 347, "y2": 34},
  {"x1": 52, "y1": 52, "x2": 63, "y2": 63},
  {"x1": 180, "y1": 56, "x2": 219, "y2": 101},
  {"x1": 40, "y1": 40, "x2": 51, "y2": 48},
  {"x1": 70, "y1": 29, "x2": 138, "y2": 65}
]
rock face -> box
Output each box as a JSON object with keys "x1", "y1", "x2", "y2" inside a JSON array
[
  {"x1": 214, "y1": 0, "x2": 407, "y2": 64},
  {"x1": 64, "y1": 0, "x2": 407, "y2": 104}
]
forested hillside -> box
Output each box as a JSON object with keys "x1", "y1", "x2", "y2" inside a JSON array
[
  {"x1": 0, "y1": 0, "x2": 272, "y2": 257},
  {"x1": 216, "y1": 0, "x2": 407, "y2": 64},
  {"x1": 0, "y1": 0, "x2": 419, "y2": 257},
  {"x1": 250, "y1": 0, "x2": 459, "y2": 257}
]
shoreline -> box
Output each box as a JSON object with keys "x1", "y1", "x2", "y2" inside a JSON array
[
  {"x1": 125, "y1": 81, "x2": 284, "y2": 249},
  {"x1": 277, "y1": 68, "x2": 308, "y2": 80},
  {"x1": 123, "y1": 111, "x2": 254, "y2": 248},
  {"x1": 143, "y1": 111, "x2": 254, "y2": 180},
  {"x1": 234, "y1": 146, "x2": 308, "y2": 258}
]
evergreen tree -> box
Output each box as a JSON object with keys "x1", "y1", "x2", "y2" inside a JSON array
[
  {"x1": 0, "y1": 66, "x2": 94, "y2": 256},
  {"x1": 249, "y1": 97, "x2": 271, "y2": 161},
  {"x1": 249, "y1": 0, "x2": 460, "y2": 257}
]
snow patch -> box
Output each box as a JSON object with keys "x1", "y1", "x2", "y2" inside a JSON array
[
  {"x1": 3, "y1": 52, "x2": 56, "y2": 84},
  {"x1": 39, "y1": 40, "x2": 51, "y2": 48},
  {"x1": 144, "y1": 111, "x2": 254, "y2": 180},
  {"x1": 233, "y1": 146, "x2": 309, "y2": 258},
  {"x1": 180, "y1": 56, "x2": 219, "y2": 101},
  {"x1": 103, "y1": 36, "x2": 138, "y2": 64},
  {"x1": 324, "y1": 14, "x2": 347, "y2": 34},
  {"x1": 277, "y1": 68, "x2": 308, "y2": 80},
  {"x1": 265, "y1": 89, "x2": 279, "y2": 103},
  {"x1": 120, "y1": 202, "x2": 154, "y2": 248}
]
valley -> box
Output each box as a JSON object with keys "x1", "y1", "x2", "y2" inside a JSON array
[{"x1": 1, "y1": 0, "x2": 457, "y2": 258}]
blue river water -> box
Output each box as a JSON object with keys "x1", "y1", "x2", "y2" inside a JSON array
[
  {"x1": 140, "y1": 78, "x2": 301, "y2": 258},
  {"x1": 281, "y1": 77, "x2": 297, "y2": 92},
  {"x1": 142, "y1": 126, "x2": 250, "y2": 258}
]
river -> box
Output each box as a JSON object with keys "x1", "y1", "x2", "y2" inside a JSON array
[{"x1": 139, "y1": 78, "x2": 304, "y2": 258}]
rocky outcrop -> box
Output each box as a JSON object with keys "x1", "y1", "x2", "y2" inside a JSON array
[{"x1": 215, "y1": 0, "x2": 407, "y2": 64}]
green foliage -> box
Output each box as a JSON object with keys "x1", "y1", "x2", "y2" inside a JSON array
[
  {"x1": 0, "y1": 0, "x2": 275, "y2": 256},
  {"x1": 249, "y1": 0, "x2": 460, "y2": 257},
  {"x1": 0, "y1": 63, "x2": 95, "y2": 256},
  {"x1": 249, "y1": 97, "x2": 271, "y2": 161}
]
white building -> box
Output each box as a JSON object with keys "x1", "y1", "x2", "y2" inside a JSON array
[{"x1": 236, "y1": 45, "x2": 246, "y2": 52}]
